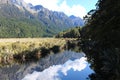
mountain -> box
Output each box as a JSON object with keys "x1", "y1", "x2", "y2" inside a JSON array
[
  {"x1": 0, "y1": 0, "x2": 84, "y2": 38},
  {"x1": 69, "y1": 15, "x2": 84, "y2": 26}
]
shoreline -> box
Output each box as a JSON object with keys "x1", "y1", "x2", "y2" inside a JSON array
[{"x1": 0, "y1": 38, "x2": 79, "y2": 66}]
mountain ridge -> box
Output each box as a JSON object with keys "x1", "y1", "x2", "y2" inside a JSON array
[{"x1": 0, "y1": 0, "x2": 84, "y2": 37}]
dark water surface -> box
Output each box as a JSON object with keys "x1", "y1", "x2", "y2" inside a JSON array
[{"x1": 0, "y1": 51, "x2": 94, "y2": 80}]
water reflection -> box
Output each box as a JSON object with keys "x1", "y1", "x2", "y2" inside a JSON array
[
  {"x1": 0, "y1": 51, "x2": 94, "y2": 80},
  {"x1": 60, "y1": 63, "x2": 94, "y2": 80},
  {"x1": 22, "y1": 57, "x2": 94, "y2": 80},
  {"x1": 22, "y1": 56, "x2": 94, "y2": 80}
]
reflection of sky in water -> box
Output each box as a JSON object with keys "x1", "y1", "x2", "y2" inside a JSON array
[{"x1": 22, "y1": 57, "x2": 94, "y2": 80}]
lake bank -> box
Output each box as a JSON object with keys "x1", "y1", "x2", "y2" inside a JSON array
[{"x1": 0, "y1": 38, "x2": 80, "y2": 66}]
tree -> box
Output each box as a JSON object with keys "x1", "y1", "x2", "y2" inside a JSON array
[
  {"x1": 81, "y1": 0, "x2": 120, "y2": 80},
  {"x1": 55, "y1": 27, "x2": 81, "y2": 38}
]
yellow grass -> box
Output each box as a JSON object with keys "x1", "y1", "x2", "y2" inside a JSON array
[
  {"x1": 0, "y1": 38, "x2": 77, "y2": 66},
  {"x1": 0, "y1": 38, "x2": 75, "y2": 56}
]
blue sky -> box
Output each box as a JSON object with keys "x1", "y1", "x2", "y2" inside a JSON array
[
  {"x1": 24, "y1": 0, "x2": 98, "y2": 18},
  {"x1": 65, "y1": 0, "x2": 98, "y2": 12}
]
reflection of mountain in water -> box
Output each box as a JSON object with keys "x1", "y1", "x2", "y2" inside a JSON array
[
  {"x1": 0, "y1": 51, "x2": 88, "y2": 80},
  {"x1": 22, "y1": 57, "x2": 94, "y2": 80}
]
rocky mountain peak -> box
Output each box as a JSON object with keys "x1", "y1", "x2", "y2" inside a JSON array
[
  {"x1": 0, "y1": 0, "x2": 23, "y2": 4},
  {"x1": 0, "y1": 0, "x2": 12, "y2": 4},
  {"x1": 69, "y1": 15, "x2": 84, "y2": 26}
]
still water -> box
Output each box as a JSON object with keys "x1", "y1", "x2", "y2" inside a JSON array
[{"x1": 0, "y1": 51, "x2": 94, "y2": 80}]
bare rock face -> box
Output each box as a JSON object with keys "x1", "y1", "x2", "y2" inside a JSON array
[
  {"x1": 0, "y1": 0, "x2": 12, "y2": 4},
  {"x1": 0, "y1": 0, "x2": 24, "y2": 5}
]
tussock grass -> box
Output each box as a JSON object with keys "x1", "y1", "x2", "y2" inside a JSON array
[
  {"x1": 0, "y1": 38, "x2": 72, "y2": 54},
  {"x1": 0, "y1": 38, "x2": 75, "y2": 64}
]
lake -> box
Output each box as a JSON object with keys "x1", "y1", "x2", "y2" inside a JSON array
[{"x1": 0, "y1": 51, "x2": 94, "y2": 80}]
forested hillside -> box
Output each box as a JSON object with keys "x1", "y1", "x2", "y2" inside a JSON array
[
  {"x1": 0, "y1": 0, "x2": 84, "y2": 38},
  {"x1": 81, "y1": 0, "x2": 120, "y2": 80},
  {"x1": 55, "y1": 27, "x2": 81, "y2": 38},
  {"x1": 0, "y1": 4, "x2": 57, "y2": 37},
  {"x1": 0, "y1": 17, "x2": 49, "y2": 37}
]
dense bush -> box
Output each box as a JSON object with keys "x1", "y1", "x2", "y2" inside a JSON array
[
  {"x1": 81, "y1": 0, "x2": 120, "y2": 80},
  {"x1": 55, "y1": 27, "x2": 81, "y2": 38}
]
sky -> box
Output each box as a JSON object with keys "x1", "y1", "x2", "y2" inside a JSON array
[{"x1": 24, "y1": 0, "x2": 98, "y2": 18}]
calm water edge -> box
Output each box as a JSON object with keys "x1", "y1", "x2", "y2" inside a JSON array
[{"x1": 0, "y1": 51, "x2": 94, "y2": 80}]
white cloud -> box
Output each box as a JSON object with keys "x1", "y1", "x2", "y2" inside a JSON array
[
  {"x1": 59, "y1": 1, "x2": 87, "y2": 18},
  {"x1": 24, "y1": 0, "x2": 87, "y2": 18},
  {"x1": 22, "y1": 57, "x2": 90, "y2": 80},
  {"x1": 24, "y1": 0, "x2": 60, "y2": 10}
]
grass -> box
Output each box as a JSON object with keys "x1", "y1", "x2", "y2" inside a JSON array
[
  {"x1": 0, "y1": 38, "x2": 76, "y2": 64},
  {"x1": 0, "y1": 38, "x2": 72, "y2": 54}
]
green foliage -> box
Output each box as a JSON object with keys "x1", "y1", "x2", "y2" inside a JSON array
[
  {"x1": 55, "y1": 27, "x2": 81, "y2": 38},
  {"x1": 0, "y1": 17, "x2": 45, "y2": 37},
  {"x1": 0, "y1": 4, "x2": 71, "y2": 38},
  {"x1": 81, "y1": 0, "x2": 120, "y2": 80}
]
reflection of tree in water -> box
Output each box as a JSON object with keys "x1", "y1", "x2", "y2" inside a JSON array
[
  {"x1": 66, "y1": 40, "x2": 81, "y2": 52},
  {"x1": 13, "y1": 40, "x2": 82, "y2": 63}
]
